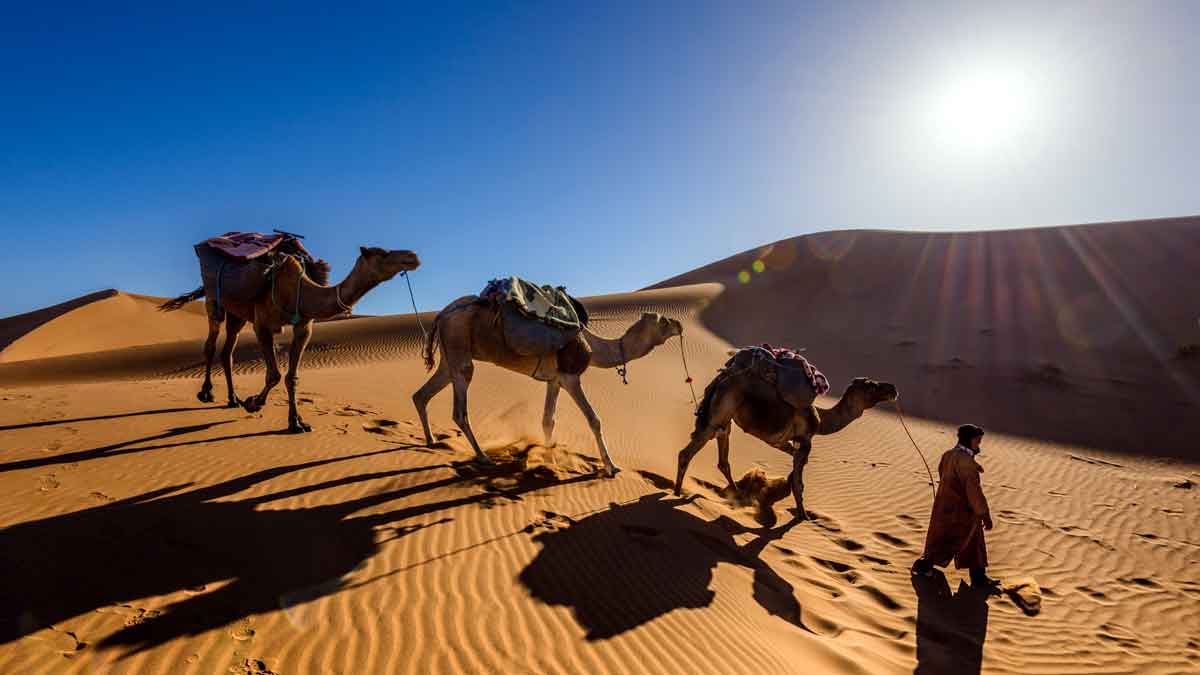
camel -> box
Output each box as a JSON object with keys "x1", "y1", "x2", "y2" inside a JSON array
[
  {"x1": 674, "y1": 358, "x2": 897, "y2": 520},
  {"x1": 160, "y1": 246, "x2": 420, "y2": 432},
  {"x1": 414, "y1": 297, "x2": 683, "y2": 476}
]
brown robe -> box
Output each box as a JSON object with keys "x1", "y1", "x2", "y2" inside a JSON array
[{"x1": 921, "y1": 446, "x2": 989, "y2": 570}]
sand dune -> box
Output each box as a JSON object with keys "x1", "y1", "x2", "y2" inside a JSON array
[
  {"x1": 652, "y1": 216, "x2": 1200, "y2": 460},
  {"x1": 1, "y1": 221, "x2": 1197, "y2": 674},
  {"x1": 0, "y1": 290, "x2": 208, "y2": 364}
]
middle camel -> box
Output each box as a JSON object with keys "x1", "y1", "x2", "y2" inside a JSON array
[{"x1": 415, "y1": 285, "x2": 682, "y2": 476}]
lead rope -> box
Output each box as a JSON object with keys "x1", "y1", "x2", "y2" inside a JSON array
[
  {"x1": 678, "y1": 334, "x2": 698, "y2": 410},
  {"x1": 291, "y1": 261, "x2": 303, "y2": 325},
  {"x1": 401, "y1": 271, "x2": 427, "y2": 342},
  {"x1": 616, "y1": 337, "x2": 628, "y2": 384},
  {"x1": 893, "y1": 400, "x2": 937, "y2": 500}
]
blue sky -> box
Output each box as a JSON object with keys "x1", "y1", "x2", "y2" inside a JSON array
[{"x1": 2, "y1": 1, "x2": 1198, "y2": 317}]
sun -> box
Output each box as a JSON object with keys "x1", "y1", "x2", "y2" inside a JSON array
[{"x1": 930, "y1": 64, "x2": 1037, "y2": 152}]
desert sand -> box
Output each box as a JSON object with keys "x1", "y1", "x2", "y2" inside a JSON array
[{"x1": 1, "y1": 218, "x2": 1198, "y2": 674}]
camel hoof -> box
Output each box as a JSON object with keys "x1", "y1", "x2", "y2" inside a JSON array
[
  {"x1": 242, "y1": 400, "x2": 262, "y2": 413},
  {"x1": 225, "y1": 398, "x2": 241, "y2": 409},
  {"x1": 197, "y1": 390, "x2": 215, "y2": 403},
  {"x1": 601, "y1": 464, "x2": 620, "y2": 478},
  {"x1": 474, "y1": 454, "x2": 496, "y2": 466},
  {"x1": 288, "y1": 421, "x2": 313, "y2": 434}
]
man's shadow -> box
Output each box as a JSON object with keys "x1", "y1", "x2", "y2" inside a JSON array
[
  {"x1": 518, "y1": 492, "x2": 807, "y2": 640},
  {"x1": 912, "y1": 570, "x2": 990, "y2": 675}
]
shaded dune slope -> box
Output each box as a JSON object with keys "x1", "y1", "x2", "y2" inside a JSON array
[{"x1": 651, "y1": 216, "x2": 1200, "y2": 459}]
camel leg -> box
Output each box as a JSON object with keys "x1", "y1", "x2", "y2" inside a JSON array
[
  {"x1": 242, "y1": 323, "x2": 281, "y2": 415},
  {"x1": 790, "y1": 436, "x2": 813, "y2": 521},
  {"x1": 413, "y1": 359, "x2": 451, "y2": 446},
  {"x1": 560, "y1": 374, "x2": 617, "y2": 477},
  {"x1": 220, "y1": 315, "x2": 247, "y2": 408},
  {"x1": 542, "y1": 379, "x2": 561, "y2": 448},
  {"x1": 284, "y1": 321, "x2": 313, "y2": 433},
  {"x1": 716, "y1": 426, "x2": 735, "y2": 491},
  {"x1": 450, "y1": 360, "x2": 493, "y2": 465},
  {"x1": 674, "y1": 426, "x2": 716, "y2": 495},
  {"x1": 677, "y1": 381, "x2": 738, "y2": 494},
  {"x1": 197, "y1": 314, "x2": 220, "y2": 403}
]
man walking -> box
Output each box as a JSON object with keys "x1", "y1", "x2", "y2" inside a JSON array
[{"x1": 911, "y1": 424, "x2": 998, "y2": 588}]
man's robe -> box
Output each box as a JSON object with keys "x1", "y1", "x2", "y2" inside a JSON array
[{"x1": 921, "y1": 446, "x2": 989, "y2": 569}]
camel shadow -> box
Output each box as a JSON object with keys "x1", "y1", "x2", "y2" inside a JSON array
[
  {"x1": 0, "y1": 421, "x2": 284, "y2": 474},
  {"x1": 912, "y1": 571, "x2": 990, "y2": 675},
  {"x1": 518, "y1": 492, "x2": 805, "y2": 640},
  {"x1": 0, "y1": 406, "x2": 216, "y2": 432},
  {"x1": 0, "y1": 446, "x2": 598, "y2": 655}
]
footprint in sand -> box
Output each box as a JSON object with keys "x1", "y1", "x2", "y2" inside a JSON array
[
  {"x1": 832, "y1": 536, "x2": 865, "y2": 552},
  {"x1": 228, "y1": 620, "x2": 256, "y2": 642},
  {"x1": 872, "y1": 531, "x2": 910, "y2": 548},
  {"x1": 1097, "y1": 622, "x2": 1140, "y2": 648},
  {"x1": 811, "y1": 556, "x2": 853, "y2": 573},
  {"x1": 335, "y1": 405, "x2": 374, "y2": 417},
  {"x1": 88, "y1": 491, "x2": 114, "y2": 503},
  {"x1": 805, "y1": 511, "x2": 843, "y2": 533},
  {"x1": 38, "y1": 474, "x2": 60, "y2": 493},
  {"x1": 362, "y1": 418, "x2": 402, "y2": 435},
  {"x1": 1118, "y1": 576, "x2": 1161, "y2": 589},
  {"x1": 859, "y1": 584, "x2": 902, "y2": 611},
  {"x1": 24, "y1": 625, "x2": 86, "y2": 657},
  {"x1": 230, "y1": 657, "x2": 278, "y2": 675},
  {"x1": 96, "y1": 604, "x2": 162, "y2": 626},
  {"x1": 524, "y1": 511, "x2": 577, "y2": 534},
  {"x1": 859, "y1": 553, "x2": 891, "y2": 567}
]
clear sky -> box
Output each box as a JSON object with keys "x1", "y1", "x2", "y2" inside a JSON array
[{"x1": 2, "y1": 1, "x2": 1198, "y2": 318}]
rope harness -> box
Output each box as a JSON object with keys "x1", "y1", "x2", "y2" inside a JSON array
[
  {"x1": 402, "y1": 270, "x2": 427, "y2": 342},
  {"x1": 678, "y1": 334, "x2": 698, "y2": 410},
  {"x1": 616, "y1": 337, "x2": 629, "y2": 384},
  {"x1": 892, "y1": 400, "x2": 938, "y2": 500}
]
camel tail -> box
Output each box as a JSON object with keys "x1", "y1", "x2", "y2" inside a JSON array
[
  {"x1": 693, "y1": 371, "x2": 726, "y2": 431},
  {"x1": 158, "y1": 287, "x2": 205, "y2": 312},
  {"x1": 423, "y1": 313, "x2": 442, "y2": 371}
]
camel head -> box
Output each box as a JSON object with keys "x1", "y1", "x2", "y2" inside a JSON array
[
  {"x1": 844, "y1": 377, "x2": 899, "y2": 410},
  {"x1": 633, "y1": 312, "x2": 683, "y2": 344},
  {"x1": 355, "y1": 246, "x2": 421, "y2": 282}
]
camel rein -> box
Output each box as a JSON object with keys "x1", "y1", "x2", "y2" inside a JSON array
[
  {"x1": 401, "y1": 271, "x2": 428, "y2": 342},
  {"x1": 616, "y1": 337, "x2": 629, "y2": 384},
  {"x1": 891, "y1": 400, "x2": 937, "y2": 500},
  {"x1": 679, "y1": 334, "x2": 698, "y2": 410}
]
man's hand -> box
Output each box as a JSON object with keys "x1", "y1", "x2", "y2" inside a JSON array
[{"x1": 983, "y1": 515, "x2": 994, "y2": 531}]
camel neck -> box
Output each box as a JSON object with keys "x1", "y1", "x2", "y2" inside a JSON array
[
  {"x1": 815, "y1": 395, "x2": 866, "y2": 436},
  {"x1": 585, "y1": 324, "x2": 656, "y2": 369}
]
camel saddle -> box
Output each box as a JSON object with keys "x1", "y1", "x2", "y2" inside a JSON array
[
  {"x1": 724, "y1": 344, "x2": 831, "y2": 409},
  {"x1": 200, "y1": 231, "x2": 316, "y2": 264},
  {"x1": 480, "y1": 276, "x2": 589, "y2": 357}
]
